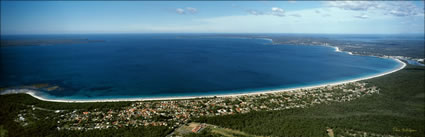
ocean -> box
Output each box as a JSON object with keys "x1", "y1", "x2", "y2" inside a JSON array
[{"x1": 0, "y1": 34, "x2": 402, "y2": 100}]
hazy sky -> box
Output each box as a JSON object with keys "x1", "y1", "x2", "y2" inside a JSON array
[{"x1": 1, "y1": 1, "x2": 424, "y2": 35}]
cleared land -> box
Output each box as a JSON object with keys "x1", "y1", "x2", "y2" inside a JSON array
[{"x1": 174, "y1": 122, "x2": 263, "y2": 137}]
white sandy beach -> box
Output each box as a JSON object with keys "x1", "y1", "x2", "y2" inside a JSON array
[
  {"x1": 2, "y1": 58, "x2": 406, "y2": 103},
  {"x1": 332, "y1": 46, "x2": 354, "y2": 55}
]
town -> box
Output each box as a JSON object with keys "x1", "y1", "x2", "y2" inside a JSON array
[{"x1": 13, "y1": 82, "x2": 379, "y2": 132}]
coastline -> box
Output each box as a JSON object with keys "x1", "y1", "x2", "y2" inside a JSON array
[
  {"x1": 3, "y1": 58, "x2": 406, "y2": 103},
  {"x1": 0, "y1": 37, "x2": 407, "y2": 103}
]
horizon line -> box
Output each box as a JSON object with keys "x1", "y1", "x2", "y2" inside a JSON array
[{"x1": 1, "y1": 32, "x2": 425, "y2": 36}]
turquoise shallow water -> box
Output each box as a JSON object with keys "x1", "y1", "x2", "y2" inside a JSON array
[{"x1": 0, "y1": 34, "x2": 402, "y2": 100}]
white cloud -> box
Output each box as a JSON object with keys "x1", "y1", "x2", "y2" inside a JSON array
[
  {"x1": 271, "y1": 7, "x2": 284, "y2": 12},
  {"x1": 244, "y1": 7, "x2": 285, "y2": 17},
  {"x1": 247, "y1": 10, "x2": 263, "y2": 16},
  {"x1": 315, "y1": 10, "x2": 321, "y2": 14},
  {"x1": 271, "y1": 7, "x2": 285, "y2": 17},
  {"x1": 353, "y1": 13, "x2": 369, "y2": 19},
  {"x1": 326, "y1": 1, "x2": 379, "y2": 11},
  {"x1": 325, "y1": 1, "x2": 424, "y2": 17},
  {"x1": 175, "y1": 7, "x2": 198, "y2": 15},
  {"x1": 175, "y1": 8, "x2": 185, "y2": 14},
  {"x1": 124, "y1": 5, "x2": 423, "y2": 34},
  {"x1": 383, "y1": 2, "x2": 423, "y2": 17},
  {"x1": 186, "y1": 7, "x2": 198, "y2": 14}
]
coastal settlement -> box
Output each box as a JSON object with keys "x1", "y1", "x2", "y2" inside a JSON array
[{"x1": 7, "y1": 82, "x2": 379, "y2": 133}]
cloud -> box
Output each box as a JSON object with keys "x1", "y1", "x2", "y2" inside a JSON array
[
  {"x1": 186, "y1": 7, "x2": 198, "y2": 14},
  {"x1": 326, "y1": 1, "x2": 379, "y2": 11},
  {"x1": 126, "y1": 6, "x2": 424, "y2": 34},
  {"x1": 325, "y1": 1, "x2": 423, "y2": 17},
  {"x1": 353, "y1": 13, "x2": 369, "y2": 19},
  {"x1": 175, "y1": 8, "x2": 185, "y2": 14},
  {"x1": 271, "y1": 7, "x2": 284, "y2": 12},
  {"x1": 383, "y1": 2, "x2": 423, "y2": 17},
  {"x1": 175, "y1": 7, "x2": 198, "y2": 15},
  {"x1": 271, "y1": 7, "x2": 285, "y2": 17},
  {"x1": 315, "y1": 10, "x2": 321, "y2": 14},
  {"x1": 244, "y1": 7, "x2": 286, "y2": 17},
  {"x1": 247, "y1": 10, "x2": 264, "y2": 16}
]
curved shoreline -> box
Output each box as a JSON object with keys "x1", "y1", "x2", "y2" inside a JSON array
[
  {"x1": 0, "y1": 38, "x2": 407, "y2": 103},
  {"x1": 2, "y1": 58, "x2": 406, "y2": 103}
]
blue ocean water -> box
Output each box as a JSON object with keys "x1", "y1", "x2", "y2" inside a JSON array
[{"x1": 0, "y1": 34, "x2": 401, "y2": 100}]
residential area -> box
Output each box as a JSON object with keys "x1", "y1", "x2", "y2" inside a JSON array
[{"x1": 14, "y1": 82, "x2": 379, "y2": 132}]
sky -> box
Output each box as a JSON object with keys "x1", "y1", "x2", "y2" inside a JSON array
[{"x1": 1, "y1": 1, "x2": 424, "y2": 35}]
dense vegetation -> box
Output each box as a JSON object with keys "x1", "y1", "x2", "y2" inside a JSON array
[{"x1": 195, "y1": 65, "x2": 425, "y2": 137}]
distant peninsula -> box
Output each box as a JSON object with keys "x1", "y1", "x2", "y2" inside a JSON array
[
  {"x1": 1, "y1": 38, "x2": 105, "y2": 47},
  {"x1": 183, "y1": 34, "x2": 425, "y2": 65}
]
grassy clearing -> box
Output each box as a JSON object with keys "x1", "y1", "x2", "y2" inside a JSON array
[
  {"x1": 180, "y1": 122, "x2": 263, "y2": 137},
  {"x1": 208, "y1": 124, "x2": 264, "y2": 137}
]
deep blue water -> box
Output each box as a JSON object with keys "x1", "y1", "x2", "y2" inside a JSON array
[{"x1": 0, "y1": 34, "x2": 402, "y2": 100}]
